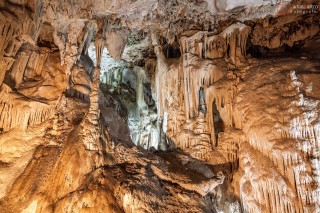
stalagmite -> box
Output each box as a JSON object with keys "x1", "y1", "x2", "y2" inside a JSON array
[
  {"x1": 221, "y1": 23, "x2": 251, "y2": 66},
  {"x1": 133, "y1": 66, "x2": 146, "y2": 109},
  {"x1": 80, "y1": 32, "x2": 105, "y2": 151},
  {"x1": 152, "y1": 32, "x2": 169, "y2": 117}
]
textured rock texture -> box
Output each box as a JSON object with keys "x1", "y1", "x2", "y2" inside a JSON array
[{"x1": 0, "y1": 0, "x2": 320, "y2": 212}]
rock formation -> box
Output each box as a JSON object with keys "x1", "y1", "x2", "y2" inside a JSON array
[{"x1": 0, "y1": 0, "x2": 320, "y2": 212}]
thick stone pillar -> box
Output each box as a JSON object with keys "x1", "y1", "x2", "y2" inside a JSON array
[{"x1": 81, "y1": 33, "x2": 105, "y2": 150}]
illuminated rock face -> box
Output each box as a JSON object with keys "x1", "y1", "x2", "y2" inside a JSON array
[{"x1": 0, "y1": 0, "x2": 320, "y2": 213}]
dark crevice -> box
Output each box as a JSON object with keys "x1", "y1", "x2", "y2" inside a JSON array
[
  {"x1": 160, "y1": 36, "x2": 181, "y2": 58},
  {"x1": 212, "y1": 100, "x2": 224, "y2": 146}
]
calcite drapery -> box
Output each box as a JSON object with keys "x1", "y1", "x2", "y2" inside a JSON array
[
  {"x1": 180, "y1": 23, "x2": 251, "y2": 67},
  {"x1": 152, "y1": 24, "x2": 248, "y2": 160}
]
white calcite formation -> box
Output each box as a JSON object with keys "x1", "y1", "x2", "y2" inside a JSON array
[{"x1": 152, "y1": 23, "x2": 249, "y2": 160}]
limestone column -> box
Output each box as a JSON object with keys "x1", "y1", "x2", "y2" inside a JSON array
[
  {"x1": 151, "y1": 33, "x2": 168, "y2": 151},
  {"x1": 81, "y1": 33, "x2": 105, "y2": 150},
  {"x1": 133, "y1": 66, "x2": 146, "y2": 109}
]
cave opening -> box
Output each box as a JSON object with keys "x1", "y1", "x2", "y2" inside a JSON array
[
  {"x1": 227, "y1": 44, "x2": 231, "y2": 58},
  {"x1": 198, "y1": 86, "x2": 207, "y2": 116},
  {"x1": 246, "y1": 43, "x2": 308, "y2": 59},
  {"x1": 246, "y1": 31, "x2": 320, "y2": 59}
]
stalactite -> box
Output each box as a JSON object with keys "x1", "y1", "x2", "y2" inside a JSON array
[
  {"x1": 105, "y1": 29, "x2": 128, "y2": 60},
  {"x1": 79, "y1": 21, "x2": 97, "y2": 56},
  {"x1": 205, "y1": 80, "x2": 237, "y2": 146}
]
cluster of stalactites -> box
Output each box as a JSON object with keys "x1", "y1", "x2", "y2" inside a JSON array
[
  {"x1": 52, "y1": 20, "x2": 97, "y2": 80},
  {"x1": 152, "y1": 33, "x2": 222, "y2": 159},
  {"x1": 178, "y1": 23, "x2": 251, "y2": 121},
  {"x1": 182, "y1": 55, "x2": 223, "y2": 120},
  {"x1": 180, "y1": 22, "x2": 251, "y2": 67},
  {"x1": 152, "y1": 26, "x2": 244, "y2": 159},
  {"x1": 52, "y1": 16, "x2": 126, "y2": 84}
]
